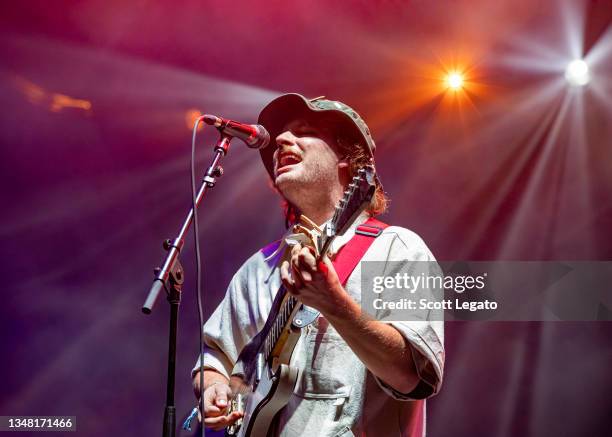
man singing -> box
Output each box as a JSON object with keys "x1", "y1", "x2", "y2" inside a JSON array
[{"x1": 192, "y1": 94, "x2": 444, "y2": 436}]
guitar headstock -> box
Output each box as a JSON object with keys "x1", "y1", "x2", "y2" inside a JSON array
[{"x1": 320, "y1": 166, "x2": 376, "y2": 255}]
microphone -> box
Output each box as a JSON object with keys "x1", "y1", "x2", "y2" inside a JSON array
[{"x1": 202, "y1": 114, "x2": 270, "y2": 149}]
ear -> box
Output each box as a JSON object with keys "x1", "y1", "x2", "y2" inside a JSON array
[{"x1": 337, "y1": 157, "x2": 350, "y2": 169}]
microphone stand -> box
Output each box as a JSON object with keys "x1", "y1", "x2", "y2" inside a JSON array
[{"x1": 142, "y1": 133, "x2": 232, "y2": 437}]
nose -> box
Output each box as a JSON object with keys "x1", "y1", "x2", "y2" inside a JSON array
[
  {"x1": 275, "y1": 130, "x2": 297, "y2": 147},
  {"x1": 273, "y1": 130, "x2": 300, "y2": 168}
]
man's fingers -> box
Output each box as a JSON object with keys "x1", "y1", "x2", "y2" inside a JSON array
[
  {"x1": 204, "y1": 411, "x2": 243, "y2": 431},
  {"x1": 291, "y1": 246, "x2": 318, "y2": 284},
  {"x1": 290, "y1": 243, "x2": 302, "y2": 258},
  {"x1": 203, "y1": 394, "x2": 223, "y2": 417},
  {"x1": 289, "y1": 244, "x2": 306, "y2": 286},
  {"x1": 205, "y1": 405, "x2": 224, "y2": 418},
  {"x1": 280, "y1": 260, "x2": 294, "y2": 286},
  {"x1": 281, "y1": 260, "x2": 299, "y2": 295},
  {"x1": 298, "y1": 246, "x2": 317, "y2": 273},
  {"x1": 203, "y1": 383, "x2": 233, "y2": 417},
  {"x1": 215, "y1": 396, "x2": 227, "y2": 408},
  {"x1": 286, "y1": 243, "x2": 320, "y2": 291},
  {"x1": 214, "y1": 384, "x2": 232, "y2": 408},
  {"x1": 290, "y1": 257, "x2": 305, "y2": 288}
]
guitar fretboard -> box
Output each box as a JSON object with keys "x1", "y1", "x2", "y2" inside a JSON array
[{"x1": 262, "y1": 291, "x2": 297, "y2": 361}]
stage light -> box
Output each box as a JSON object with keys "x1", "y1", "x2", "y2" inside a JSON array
[
  {"x1": 186, "y1": 108, "x2": 204, "y2": 131},
  {"x1": 446, "y1": 72, "x2": 464, "y2": 90},
  {"x1": 565, "y1": 59, "x2": 590, "y2": 87}
]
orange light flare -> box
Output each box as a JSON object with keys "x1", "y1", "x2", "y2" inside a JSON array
[
  {"x1": 360, "y1": 53, "x2": 492, "y2": 138},
  {"x1": 435, "y1": 59, "x2": 491, "y2": 120},
  {"x1": 13, "y1": 76, "x2": 92, "y2": 114},
  {"x1": 439, "y1": 64, "x2": 476, "y2": 97},
  {"x1": 445, "y1": 71, "x2": 465, "y2": 91},
  {"x1": 50, "y1": 93, "x2": 92, "y2": 113},
  {"x1": 185, "y1": 108, "x2": 204, "y2": 132}
]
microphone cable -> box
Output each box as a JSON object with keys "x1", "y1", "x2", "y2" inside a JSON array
[{"x1": 191, "y1": 116, "x2": 206, "y2": 437}]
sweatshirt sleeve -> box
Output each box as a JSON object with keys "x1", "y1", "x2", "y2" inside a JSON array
[{"x1": 191, "y1": 256, "x2": 263, "y2": 379}]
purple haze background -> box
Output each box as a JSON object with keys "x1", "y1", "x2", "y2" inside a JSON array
[{"x1": 1, "y1": 1, "x2": 611, "y2": 436}]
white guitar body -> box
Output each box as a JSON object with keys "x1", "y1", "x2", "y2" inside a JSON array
[{"x1": 233, "y1": 363, "x2": 299, "y2": 437}]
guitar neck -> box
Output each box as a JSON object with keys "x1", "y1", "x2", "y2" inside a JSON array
[{"x1": 260, "y1": 288, "x2": 298, "y2": 362}]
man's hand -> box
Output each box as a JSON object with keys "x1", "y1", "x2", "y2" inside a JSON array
[
  {"x1": 202, "y1": 383, "x2": 243, "y2": 431},
  {"x1": 280, "y1": 242, "x2": 347, "y2": 315},
  {"x1": 193, "y1": 371, "x2": 243, "y2": 432}
]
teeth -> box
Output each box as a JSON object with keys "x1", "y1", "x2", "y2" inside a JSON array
[{"x1": 279, "y1": 154, "x2": 301, "y2": 167}]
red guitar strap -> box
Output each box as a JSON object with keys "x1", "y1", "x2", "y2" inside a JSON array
[{"x1": 332, "y1": 217, "x2": 389, "y2": 285}]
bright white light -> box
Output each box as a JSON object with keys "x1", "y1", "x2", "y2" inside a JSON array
[
  {"x1": 565, "y1": 59, "x2": 590, "y2": 86},
  {"x1": 446, "y1": 72, "x2": 464, "y2": 90}
]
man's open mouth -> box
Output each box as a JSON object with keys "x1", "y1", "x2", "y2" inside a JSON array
[{"x1": 276, "y1": 152, "x2": 302, "y2": 174}]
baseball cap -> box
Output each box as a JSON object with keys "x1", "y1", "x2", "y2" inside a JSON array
[{"x1": 257, "y1": 93, "x2": 376, "y2": 180}]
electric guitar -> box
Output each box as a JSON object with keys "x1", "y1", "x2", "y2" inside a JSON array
[{"x1": 225, "y1": 166, "x2": 376, "y2": 437}]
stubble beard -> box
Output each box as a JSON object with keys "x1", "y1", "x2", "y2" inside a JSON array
[{"x1": 276, "y1": 160, "x2": 340, "y2": 216}]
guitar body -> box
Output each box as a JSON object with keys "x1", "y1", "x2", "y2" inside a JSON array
[
  {"x1": 234, "y1": 363, "x2": 299, "y2": 437},
  {"x1": 226, "y1": 300, "x2": 303, "y2": 437}
]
